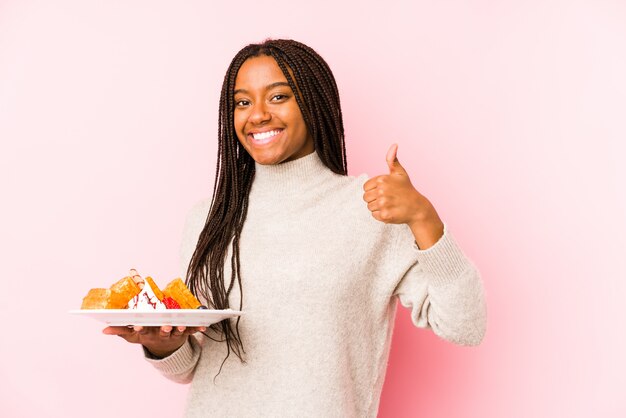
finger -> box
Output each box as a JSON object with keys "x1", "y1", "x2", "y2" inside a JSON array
[
  {"x1": 371, "y1": 209, "x2": 393, "y2": 223},
  {"x1": 185, "y1": 326, "x2": 207, "y2": 335},
  {"x1": 386, "y1": 143, "x2": 406, "y2": 175},
  {"x1": 103, "y1": 326, "x2": 135, "y2": 336},
  {"x1": 134, "y1": 325, "x2": 149, "y2": 335},
  {"x1": 362, "y1": 189, "x2": 379, "y2": 203},
  {"x1": 386, "y1": 143, "x2": 398, "y2": 171},
  {"x1": 363, "y1": 176, "x2": 380, "y2": 192},
  {"x1": 159, "y1": 326, "x2": 173, "y2": 338},
  {"x1": 371, "y1": 210, "x2": 383, "y2": 222},
  {"x1": 172, "y1": 326, "x2": 186, "y2": 337},
  {"x1": 367, "y1": 200, "x2": 380, "y2": 212}
]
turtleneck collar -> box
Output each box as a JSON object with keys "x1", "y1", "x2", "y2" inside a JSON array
[{"x1": 251, "y1": 151, "x2": 335, "y2": 196}]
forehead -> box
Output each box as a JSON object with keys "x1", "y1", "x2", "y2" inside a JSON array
[{"x1": 234, "y1": 55, "x2": 288, "y2": 90}]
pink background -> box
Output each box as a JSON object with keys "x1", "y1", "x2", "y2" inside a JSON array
[{"x1": 1, "y1": 1, "x2": 624, "y2": 417}]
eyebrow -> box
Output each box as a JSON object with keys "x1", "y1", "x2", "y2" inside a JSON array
[{"x1": 233, "y1": 82, "x2": 291, "y2": 95}]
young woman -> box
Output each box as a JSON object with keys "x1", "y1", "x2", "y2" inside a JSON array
[{"x1": 104, "y1": 39, "x2": 486, "y2": 417}]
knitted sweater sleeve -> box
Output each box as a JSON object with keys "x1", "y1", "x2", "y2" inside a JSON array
[
  {"x1": 142, "y1": 200, "x2": 210, "y2": 382},
  {"x1": 392, "y1": 223, "x2": 487, "y2": 346},
  {"x1": 143, "y1": 334, "x2": 203, "y2": 384}
]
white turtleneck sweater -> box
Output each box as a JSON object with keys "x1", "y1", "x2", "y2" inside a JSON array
[{"x1": 145, "y1": 152, "x2": 486, "y2": 418}]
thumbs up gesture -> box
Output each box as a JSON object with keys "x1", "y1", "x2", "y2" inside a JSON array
[{"x1": 363, "y1": 144, "x2": 444, "y2": 249}]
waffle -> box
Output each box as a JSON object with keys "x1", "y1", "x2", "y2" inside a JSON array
[
  {"x1": 163, "y1": 278, "x2": 202, "y2": 309},
  {"x1": 81, "y1": 288, "x2": 129, "y2": 309},
  {"x1": 80, "y1": 271, "x2": 203, "y2": 310}
]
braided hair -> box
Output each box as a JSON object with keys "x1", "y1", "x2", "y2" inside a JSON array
[{"x1": 186, "y1": 39, "x2": 347, "y2": 368}]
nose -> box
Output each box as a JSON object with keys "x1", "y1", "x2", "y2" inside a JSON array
[{"x1": 249, "y1": 101, "x2": 271, "y2": 125}]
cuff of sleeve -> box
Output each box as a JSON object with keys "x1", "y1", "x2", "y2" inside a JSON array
[
  {"x1": 413, "y1": 224, "x2": 473, "y2": 286},
  {"x1": 143, "y1": 336, "x2": 198, "y2": 375}
]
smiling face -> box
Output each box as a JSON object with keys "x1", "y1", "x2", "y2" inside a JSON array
[{"x1": 233, "y1": 55, "x2": 315, "y2": 165}]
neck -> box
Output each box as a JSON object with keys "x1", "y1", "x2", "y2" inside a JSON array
[{"x1": 252, "y1": 151, "x2": 334, "y2": 195}]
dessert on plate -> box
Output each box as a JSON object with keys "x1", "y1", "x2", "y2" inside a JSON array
[{"x1": 81, "y1": 269, "x2": 203, "y2": 311}]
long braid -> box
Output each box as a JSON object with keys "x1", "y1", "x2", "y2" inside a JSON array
[{"x1": 186, "y1": 39, "x2": 347, "y2": 371}]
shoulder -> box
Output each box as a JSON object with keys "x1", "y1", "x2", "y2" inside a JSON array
[
  {"x1": 186, "y1": 198, "x2": 211, "y2": 222},
  {"x1": 327, "y1": 172, "x2": 412, "y2": 239},
  {"x1": 324, "y1": 172, "x2": 369, "y2": 201},
  {"x1": 181, "y1": 198, "x2": 211, "y2": 242},
  {"x1": 344, "y1": 172, "x2": 420, "y2": 253},
  {"x1": 178, "y1": 198, "x2": 211, "y2": 276}
]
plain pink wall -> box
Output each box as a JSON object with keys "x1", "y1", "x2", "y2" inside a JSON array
[{"x1": 1, "y1": 1, "x2": 624, "y2": 417}]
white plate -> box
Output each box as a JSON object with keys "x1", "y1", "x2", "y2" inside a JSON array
[{"x1": 69, "y1": 309, "x2": 243, "y2": 326}]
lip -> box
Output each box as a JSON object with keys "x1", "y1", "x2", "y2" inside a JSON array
[{"x1": 247, "y1": 128, "x2": 284, "y2": 146}]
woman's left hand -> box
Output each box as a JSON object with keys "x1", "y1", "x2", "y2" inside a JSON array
[{"x1": 362, "y1": 144, "x2": 444, "y2": 249}]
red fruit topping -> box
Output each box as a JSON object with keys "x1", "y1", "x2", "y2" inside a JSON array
[{"x1": 163, "y1": 297, "x2": 181, "y2": 309}]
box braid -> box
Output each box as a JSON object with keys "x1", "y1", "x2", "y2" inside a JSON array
[{"x1": 186, "y1": 39, "x2": 347, "y2": 369}]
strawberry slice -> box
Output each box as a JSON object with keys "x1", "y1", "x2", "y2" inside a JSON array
[{"x1": 163, "y1": 297, "x2": 181, "y2": 309}]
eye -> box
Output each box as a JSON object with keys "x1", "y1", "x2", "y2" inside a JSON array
[
  {"x1": 270, "y1": 94, "x2": 289, "y2": 102},
  {"x1": 235, "y1": 99, "x2": 250, "y2": 107}
]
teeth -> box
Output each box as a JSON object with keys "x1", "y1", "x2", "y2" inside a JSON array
[{"x1": 252, "y1": 130, "x2": 281, "y2": 141}]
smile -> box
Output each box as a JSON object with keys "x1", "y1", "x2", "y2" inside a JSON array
[{"x1": 249, "y1": 129, "x2": 283, "y2": 145}]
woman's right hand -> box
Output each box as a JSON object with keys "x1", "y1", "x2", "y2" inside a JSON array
[{"x1": 103, "y1": 325, "x2": 206, "y2": 358}]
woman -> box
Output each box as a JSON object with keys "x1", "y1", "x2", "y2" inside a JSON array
[{"x1": 105, "y1": 39, "x2": 486, "y2": 417}]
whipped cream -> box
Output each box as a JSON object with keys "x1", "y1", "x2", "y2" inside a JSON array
[{"x1": 128, "y1": 281, "x2": 166, "y2": 310}]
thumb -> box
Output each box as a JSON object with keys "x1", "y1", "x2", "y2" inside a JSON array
[{"x1": 386, "y1": 143, "x2": 405, "y2": 174}]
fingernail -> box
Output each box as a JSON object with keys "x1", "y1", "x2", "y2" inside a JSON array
[{"x1": 177, "y1": 326, "x2": 185, "y2": 332}]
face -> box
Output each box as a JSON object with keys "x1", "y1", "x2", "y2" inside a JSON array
[{"x1": 233, "y1": 55, "x2": 315, "y2": 165}]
